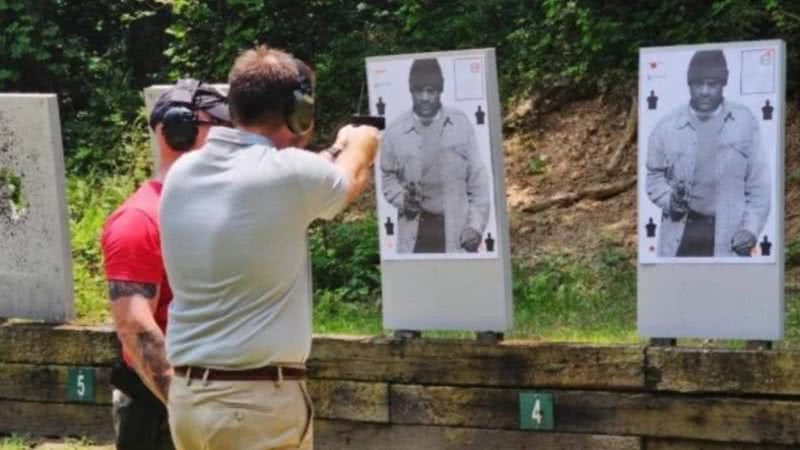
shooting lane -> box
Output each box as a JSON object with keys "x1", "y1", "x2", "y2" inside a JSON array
[
  {"x1": 637, "y1": 40, "x2": 786, "y2": 342},
  {"x1": 366, "y1": 48, "x2": 513, "y2": 334}
]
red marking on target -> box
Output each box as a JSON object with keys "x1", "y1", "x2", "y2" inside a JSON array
[
  {"x1": 649, "y1": 245, "x2": 655, "y2": 252},
  {"x1": 649, "y1": 61, "x2": 658, "y2": 69},
  {"x1": 470, "y1": 62, "x2": 481, "y2": 73}
]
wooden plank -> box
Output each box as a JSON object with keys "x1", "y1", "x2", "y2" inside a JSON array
[
  {"x1": 389, "y1": 385, "x2": 800, "y2": 445},
  {"x1": 646, "y1": 438, "x2": 797, "y2": 450},
  {"x1": 309, "y1": 336, "x2": 644, "y2": 389},
  {"x1": 0, "y1": 363, "x2": 112, "y2": 404},
  {"x1": 315, "y1": 419, "x2": 641, "y2": 450},
  {"x1": 0, "y1": 323, "x2": 119, "y2": 365},
  {"x1": 0, "y1": 400, "x2": 114, "y2": 441},
  {"x1": 307, "y1": 379, "x2": 389, "y2": 423},
  {"x1": 647, "y1": 347, "x2": 800, "y2": 396}
]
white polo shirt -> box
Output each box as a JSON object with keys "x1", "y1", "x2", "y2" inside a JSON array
[{"x1": 160, "y1": 127, "x2": 348, "y2": 369}]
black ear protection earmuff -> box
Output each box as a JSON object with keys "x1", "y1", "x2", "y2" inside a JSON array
[
  {"x1": 161, "y1": 79, "x2": 227, "y2": 152},
  {"x1": 285, "y1": 59, "x2": 315, "y2": 135},
  {"x1": 161, "y1": 79, "x2": 202, "y2": 152}
]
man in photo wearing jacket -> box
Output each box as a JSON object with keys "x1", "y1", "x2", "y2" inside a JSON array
[
  {"x1": 646, "y1": 49, "x2": 770, "y2": 257},
  {"x1": 380, "y1": 58, "x2": 491, "y2": 254}
]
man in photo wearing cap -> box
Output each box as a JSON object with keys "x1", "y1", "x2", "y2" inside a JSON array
[
  {"x1": 646, "y1": 49, "x2": 770, "y2": 257},
  {"x1": 101, "y1": 79, "x2": 230, "y2": 449},
  {"x1": 381, "y1": 58, "x2": 491, "y2": 253}
]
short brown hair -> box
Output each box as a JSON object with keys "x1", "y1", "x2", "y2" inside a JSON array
[{"x1": 227, "y1": 45, "x2": 311, "y2": 126}]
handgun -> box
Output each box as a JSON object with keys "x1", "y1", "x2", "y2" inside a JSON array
[{"x1": 350, "y1": 114, "x2": 385, "y2": 130}]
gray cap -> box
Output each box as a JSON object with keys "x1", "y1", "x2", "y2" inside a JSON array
[{"x1": 149, "y1": 79, "x2": 230, "y2": 129}]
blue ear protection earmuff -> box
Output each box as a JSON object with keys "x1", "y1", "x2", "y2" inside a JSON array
[{"x1": 285, "y1": 59, "x2": 315, "y2": 135}]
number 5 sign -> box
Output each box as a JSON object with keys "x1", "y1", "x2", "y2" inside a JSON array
[
  {"x1": 519, "y1": 392, "x2": 554, "y2": 430},
  {"x1": 67, "y1": 367, "x2": 96, "y2": 402}
]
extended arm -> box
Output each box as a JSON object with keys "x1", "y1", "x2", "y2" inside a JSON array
[
  {"x1": 334, "y1": 125, "x2": 380, "y2": 205},
  {"x1": 108, "y1": 281, "x2": 172, "y2": 404}
]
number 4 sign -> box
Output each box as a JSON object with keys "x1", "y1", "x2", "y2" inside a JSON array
[
  {"x1": 519, "y1": 392, "x2": 554, "y2": 430},
  {"x1": 67, "y1": 367, "x2": 96, "y2": 402}
]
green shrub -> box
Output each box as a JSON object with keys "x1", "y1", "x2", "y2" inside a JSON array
[
  {"x1": 512, "y1": 242, "x2": 637, "y2": 342},
  {"x1": 309, "y1": 215, "x2": 381, "y2": 304},
  {"x1": 68, "y1": 115, "x2": 151, "y2": 323}
]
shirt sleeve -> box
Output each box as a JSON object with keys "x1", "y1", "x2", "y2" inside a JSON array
[
  {"x1": 288, "y1": 149, "x2": 350, "y2": 224},
  {"x1": 100, "y1": 208, "x2": 163, "y2": 284}
]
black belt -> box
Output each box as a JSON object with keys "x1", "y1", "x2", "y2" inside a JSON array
[
  {"x1": 686, "y1": 210, "x2": 715, "y2": 224},
  {"x1": 174, "y1": 365, "x2": 306, "y2": 381}
]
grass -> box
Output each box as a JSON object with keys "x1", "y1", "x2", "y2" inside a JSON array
[
  {"x1": 0, "y1": 436, "x2": 110, "y2": 449},
  {"x1": 0, "y1": 436, "x2": 27, "y2": 450},
  {"x1": 311, "y1": 241, "x2": 641, "y2": 344}
]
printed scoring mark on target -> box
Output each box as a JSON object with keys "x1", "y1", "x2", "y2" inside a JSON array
[{"x1": 454, "y1": 57, "x2": 485, "y2": 101}]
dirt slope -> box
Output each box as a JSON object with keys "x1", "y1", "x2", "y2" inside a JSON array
[{"x1": 504, "y1": 95, "x2": 800, "y2": 278}]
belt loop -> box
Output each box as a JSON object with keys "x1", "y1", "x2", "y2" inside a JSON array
[
  {"x1": 185, "y1": 367, "x2": 193, "y2": 386},
  {"x1": 277, "y1": 366, "x2": 284, "y2": 387},
  {"x1": 202, "y1": 368, "x2": 211, "y2": 386}
]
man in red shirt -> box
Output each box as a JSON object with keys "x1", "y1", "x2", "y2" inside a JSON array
[{"x1": 101, "y1": 79, "x2": 230, "y2": 450}]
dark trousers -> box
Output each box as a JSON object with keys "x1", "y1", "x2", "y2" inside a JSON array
[
  {"x1": 676, "y1": 211, "x2": 715, "y2": 257},
  {"x1": 110, "y1": 363, "x2": 175, "y2": 450},
  {"x1": 413, "y1": 211, "x2": 446, "y2": 253}
]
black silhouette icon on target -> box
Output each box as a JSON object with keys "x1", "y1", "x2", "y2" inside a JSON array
[
  {"x1": 376, "y1": 97, "x2": 386, "y2": 116},
  {"x1": 475, "y1": 105, "x2": 485, "y2": 125},
  {"x1": 762, "y1": 100, "x2": 773, "y2": 120},
  {"x1": 646, "y1": 217, "x2": 657, "y2": 238},
  {"x1": 647, "y1": 90, "x2": 658, "y2": 110},
  {"x1": 384, "y1": 216, "x2": 394, "y2": 236}
]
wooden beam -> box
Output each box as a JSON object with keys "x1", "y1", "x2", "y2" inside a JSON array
[
  {"x1": 647, "y1": 347, "x2": 800, "y2": 395},
  {"x1": 646, "y1": 438, "x2": 796, "y2": 450},
  {"x1": 389, "y1": 385, "x2": 800, "y2": 445},
  {"x1": 309, "y1": 336, "x2": 645, "y2": 389},
  {"x1": 315, "y1": 419, "x2": 642, "y2": 450},
  {"x1": 0, "y1": 400, "x2": 114, "y2": 441},
  {"x1": 0, "y1": 324, "x2": 119, "y2": 365},
  {"x1": 0, "y1": 363, "x2": 112, "y2": 404},
  {"x1": 307, "y1": 379, "x2": 389, "y2": 423}
]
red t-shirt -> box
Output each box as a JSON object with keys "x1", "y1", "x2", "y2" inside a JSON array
[{"x1": 101, "y1": 180, "x2": 172, "y2": 366}]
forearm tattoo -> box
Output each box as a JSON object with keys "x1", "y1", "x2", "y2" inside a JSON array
[
  {"x1": 108, "y1": 280, "x2": 156, "y2": 301},
  {"x1": 136, "y1": 330, "x2": 172, "y2": 401}
]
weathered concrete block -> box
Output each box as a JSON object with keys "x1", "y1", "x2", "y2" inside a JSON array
[{"x1": 0, "y1": 94, "x2": 73, "y2": 321}]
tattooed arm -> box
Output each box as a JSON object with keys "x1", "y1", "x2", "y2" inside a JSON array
[{"x1": 108, "y1": 280, "x2": 173, "y2": 404}]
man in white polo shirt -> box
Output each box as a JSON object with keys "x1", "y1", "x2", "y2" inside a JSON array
[{"x1": 159, "y1": 45, "x2": 379, "y2": 449}]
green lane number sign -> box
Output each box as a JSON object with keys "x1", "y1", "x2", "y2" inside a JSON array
[
  {"x1": 67, "y1": 367, "x2": 96, "y2": 402},
  {"x1": 519, "y1": 392, "x2": 554, "y2": 430}
]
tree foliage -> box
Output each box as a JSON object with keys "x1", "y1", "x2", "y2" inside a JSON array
[{"x1": 1, "y1": 0, "x2": 799, "y2": 171}]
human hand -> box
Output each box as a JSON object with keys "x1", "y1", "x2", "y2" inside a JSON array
[
  {"x1": 731, "y1": 229, "x2": 757, "y2": 256},
  {"x1": 460, "y1": 227, "x2": 482, "y2": 252},
  {"x1": 668, "y1": 187, "x2": 688, "y2": 221},
  {"x1": 334, "y1": 124, "x2": 380, "y2": 159},
  {"x1": 399, "y1": 182, "x2": 421, "y2": 220}
]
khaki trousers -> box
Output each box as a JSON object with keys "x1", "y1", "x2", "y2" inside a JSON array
[{"x1": 168, "y1": 374, "x2": 313, "y2": 450}]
